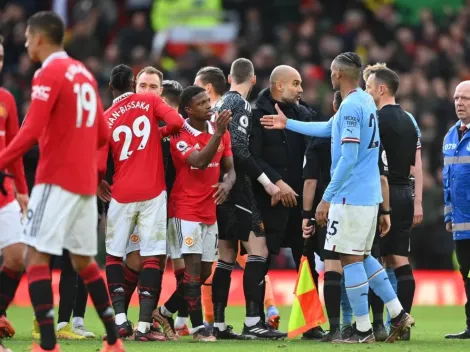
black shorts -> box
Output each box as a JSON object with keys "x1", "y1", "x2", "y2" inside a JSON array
[
  {"x1": 217, "y1": 187, "x2": 264, "y2": 243},
  {"x1": 379, "y1": 184, "x2": 414, "y2": 257}
]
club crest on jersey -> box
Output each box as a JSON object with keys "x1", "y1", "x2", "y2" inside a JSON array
[
  {"x1": 184, "y1": 236, "x2": 194, "y2": 247},
  {"x1": 130, "y1": 234, "x2": 140, "y2": 243}
]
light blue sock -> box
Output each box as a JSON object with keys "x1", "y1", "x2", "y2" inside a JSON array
[
  {"x1": 385, "y1": 268, "x2": 397, "y2": 329},
  {"x1": 363, "y1": 256, "x2": 397, "y2": 304},
  {"x1": 343, "y1": 262, "x2": 371, "y2": 332},
  {"x1": 340, "y1": 276, "x2": 353, "y2": 327}
]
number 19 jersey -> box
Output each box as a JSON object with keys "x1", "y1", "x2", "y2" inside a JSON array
[{"x1": 102, "y1": 92, "x2": 183, "y2": 203}]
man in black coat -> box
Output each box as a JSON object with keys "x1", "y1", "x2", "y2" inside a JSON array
[{"x1": 250, "y1": 65, "x2": 325, "y2": 339}]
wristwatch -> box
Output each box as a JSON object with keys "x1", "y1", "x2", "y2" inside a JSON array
[{"x1": 380, "y1": 208, "x2": 392, "y2": 215}]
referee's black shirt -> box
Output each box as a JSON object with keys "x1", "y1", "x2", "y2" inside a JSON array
[
  {"x1": 378, "y1": 104, "x2": 418, "y2": 186},
  {"x1": 303, "y1": 137, "x2": 331, "y2": 206}
]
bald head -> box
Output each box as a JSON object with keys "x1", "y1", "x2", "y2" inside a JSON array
[
  {"x1": 454, "y1": 80, "x2": 470, "y2": 124},
  {"x1": 269, "y1": 65, "x2": 303, "y2": 104},
  {"x1": 270, "y1": 65, "x2": 300, "y2": 85}
]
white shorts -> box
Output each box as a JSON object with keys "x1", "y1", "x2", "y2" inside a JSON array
[
  {"x1": 125, "y1": 225, "x2": 141, "y2": 256},
  {"x1": 167, "y1": 218, "x2": 218, "y2": 262},
  {"x1": 106, "y1": 192, "x2": 167, "y2": 257},
  {"x1": 23, "y1": 184, "x2": 98, "y2": 256},
  {"x1": 324, "y1": 203, "x2": 379, "y2": 256},
  {"x1": 0, "y1": 200, "x2": 23, "y2": 253}
]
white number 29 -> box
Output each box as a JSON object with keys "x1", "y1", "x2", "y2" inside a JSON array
[
  {"x1": 112, "y1": 115, "x2": 151, "y2": 161},
  {"x1": 74, "y1": 82, "x2": 97, "y2": 128}
]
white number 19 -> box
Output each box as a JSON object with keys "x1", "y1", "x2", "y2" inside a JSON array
[
  {"x1": 74, "y1": 82, "x2": 97, "y2": 128},
  {"x1": 113, "y1": 115, "x2": 151, "y2": 161}
]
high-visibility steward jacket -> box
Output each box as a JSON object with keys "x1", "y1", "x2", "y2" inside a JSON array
[{"x1": 443, "y1": 121, "x2": 470, "y2": 240}]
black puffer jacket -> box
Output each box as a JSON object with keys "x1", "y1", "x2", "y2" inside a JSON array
[{"x1": 250, "y1": 88, "x2": 315, "y2": 195}]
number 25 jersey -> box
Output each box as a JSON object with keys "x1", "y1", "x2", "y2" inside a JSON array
[{"x1": 101, "y1": 92, "x2": 183, "y2": 203}]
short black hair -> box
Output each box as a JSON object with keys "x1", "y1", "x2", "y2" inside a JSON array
[
  {"x1": 179, "y1": 86, "x2": 206, "y2": 118},
  {"x1": 333, "y1": 90, "x2": 342, "y2": 110},
  {"x1": 195, "y1": 66, "x2": 226, "y2": 95},
  {"x1": 334, "y1": 52, "x2": 362, "y2": 81},
  {"x1": 367, "y1": 65, "x2": 400, "y2": 96},
  {"x1": 162, "y1": 80, "x2": 183, "y2": 107},
  {"x1": 230, "y1": 58, "x2": 254, "y2": 84},
  {"x1": 110, "y1": 64, "x2": 134, "y2": 92},
  {"x1": 27, "y1": 11, "x2": 65, "y2": 45}
]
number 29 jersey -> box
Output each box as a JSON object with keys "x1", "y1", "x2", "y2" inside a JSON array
[{"x1": 102, "y1": 92, "x2": 183, "y2": 203}]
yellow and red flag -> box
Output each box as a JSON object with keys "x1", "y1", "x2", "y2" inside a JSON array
[{"x1": 287, "y1": 256, "x2": 327, "y2": 338}]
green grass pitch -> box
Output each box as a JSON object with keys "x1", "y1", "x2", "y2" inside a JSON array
[{"x1": 3, "y1": 306, "x2": 469, "y2": 351}]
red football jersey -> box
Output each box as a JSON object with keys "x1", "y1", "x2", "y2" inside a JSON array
[
  {"x1": 0, "y1": 88, "x2": 28, "y2": 208},
  {"x1": 0, "y1": 52, "x2": 109, "y2": 195},
  {"x1": 100, "y1": 92, "x2": 184, "y2": 203},
  {"x1": 168, "y1": 120, "x2": 232, "y2": 224}
]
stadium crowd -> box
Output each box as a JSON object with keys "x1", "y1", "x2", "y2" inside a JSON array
[{"x1": 1, "y1": 0, "x2": 468, "y2": 269}]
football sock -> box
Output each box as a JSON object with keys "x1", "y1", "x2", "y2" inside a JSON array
[
  {"x1": 395, "y1": 264, "x2": 415, "y2": 314},
  {"x1": 340, "y1": 276, "x2": 353, "y2": 327},
  {"x1": 384, "y1": 268, "x2": 397, "y2": 327},
  {"x1": 123, "y1": 264, "x2": 139, "y2": 313},
  {"x1": 201, "y1": 283, "x2": 214, "y2": 323},
  {"x1": 165, "y1": 269, "x2": 185, "y2": 315},
  {"x1": 27, "y1": 264, "x2": 56, "y2": 350},
  {"x1": 343, "y1": 262, "x2": 371, "y2": 332},
  {"x1": 213, "y1": 260, "x2": 234, "y2": 328},
  {"x1": 183, "y1": 272, "x2": 203, "y2": 328},
  {"x1": 79, "y1": 261, "x2": 117, "y2": 345},
  {"x1": 138, "y1": 258, "x2": 162, "y2": 325},
  {"x1": 363, "y1": 256, "x2": 403, "y2": 318},
  {"x1": 105, "y1": 255, "x2": 126, "y2": 317},
  {"x1": 264, "y1": 275, "x2": 275, "y2": 309},
  {"x1": 324, "y1": 271, "x2": 342, "y2": 332},
  {"x1": 0, "y1": 266, "x2": 22, "y2": 316},
  {"x1": 369, "y1": 288, "x2": 384, "y2": 324},
  {"x1": 73, "y1": 277, "x2": 88, "y2": 321},
  {"x1": 244, "y1": 256, "x2": 266, "y2": 323},
  {"x1": 174, "y1": 269, "x2": 188, "y2": 318},
  {"x1": 58, "y1": 253, "x2": 77, "y2": 324}
]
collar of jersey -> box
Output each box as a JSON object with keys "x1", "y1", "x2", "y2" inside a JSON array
[
  {"x1": 113, "y1": 92, "x2": 134, "y2": 104},
  {"x1": 183, "y1": 119, "x2": 214, "y2": 136},
  {"x1": 42, "y1": 51, "x2": 68, "y2": 68}
]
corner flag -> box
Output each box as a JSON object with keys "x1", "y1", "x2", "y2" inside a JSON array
[{"x1": 287, "y1": 256, "x2": 326, "y2": 338}]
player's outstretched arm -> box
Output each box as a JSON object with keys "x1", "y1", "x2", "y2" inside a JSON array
[
  {"x1": 0, "y1": 72, "x2": 58, "y2": 171},
  {"x1": 260, "y1": 104, "x2": 332, "y2": 137}
]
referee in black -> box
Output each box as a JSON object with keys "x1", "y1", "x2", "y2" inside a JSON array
[{"x1": 364, "y1": 63, "x2": 422, "y2": 340}]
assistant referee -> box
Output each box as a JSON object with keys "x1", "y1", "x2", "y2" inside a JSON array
[{"x1": 364, "y1": 63, "x2": 422, "y2": 340}]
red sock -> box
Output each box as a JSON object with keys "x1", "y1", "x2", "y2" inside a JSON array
[
  {"x1": 27, "y1": 264, "x2": 56, "y2": 350},
  {"x1": 124, "y1": 265, "x2": 139, "y2": 312},
  {"x1": 79, "y1": 261, "x2": 117, "y2": 345}
]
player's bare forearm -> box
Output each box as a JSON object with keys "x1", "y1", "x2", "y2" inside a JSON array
[
  {"x1": 221, "y1": 156, "x2": 236, "y2": 188},
  {"x1": 414, "y1": 149, "x2": 423, "y2": 203},
  {"x1": 380, "y1": 175, "x2": 390, "y2": 211},
  {"x1": 186, "y1": 133, "x2": 223, "y2": 169},
  {"x1": 303, "y1": 179, "x2": 317, "y2": 211}
]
